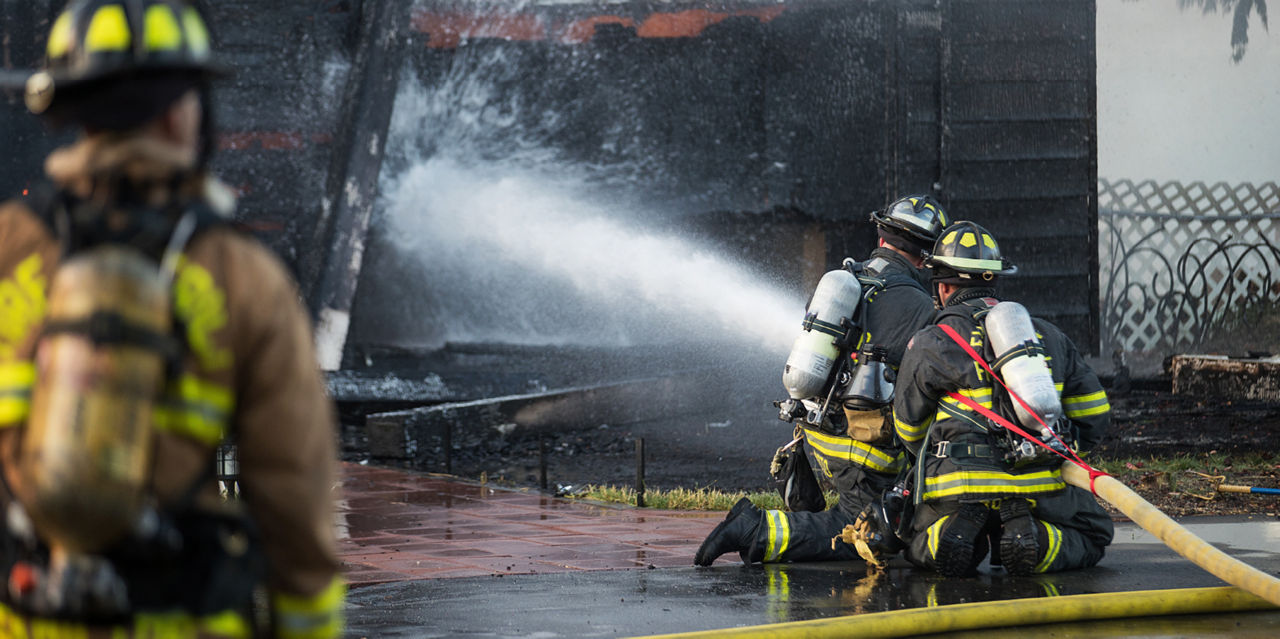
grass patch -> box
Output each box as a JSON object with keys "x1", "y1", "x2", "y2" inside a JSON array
[
  {"x1": 1095, "y1": 451, "x2": 1276, "y2": 477},
  {"x1": 1094, "y1": 451, "x2": 1278, "y2": 495},
  {"x1": 571, "y1": 452, "x2": 1278, "y2": 511},
  {"x1": 570, "y1": 485, "x2": 840, "y2": 511}
]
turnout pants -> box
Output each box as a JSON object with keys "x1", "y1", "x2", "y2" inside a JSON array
[
  {"x1": 905, "y1": 486, "x2": 1113, "y2": 574},
  {"x1": 751, "y1": 508, "x2": 862, "y2": 563}
]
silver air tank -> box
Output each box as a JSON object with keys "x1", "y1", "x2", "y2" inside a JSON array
[
  {"x1": 783, "y1": 269, "x2": 862, "y2": 399},
  {"x1": 984, "y1": 301, "x2": 1061, "y2": 434}
]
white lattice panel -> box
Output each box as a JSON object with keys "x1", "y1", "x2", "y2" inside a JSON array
[{"x1": 1099, "y1": 179, "x2": 1280, "y2": 355}]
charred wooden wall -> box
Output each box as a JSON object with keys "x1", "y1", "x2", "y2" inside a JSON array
[{"x1": 1, "y1": 0, "x2": 1099, "y2": 357}]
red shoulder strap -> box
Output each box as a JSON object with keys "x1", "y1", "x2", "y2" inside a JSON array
[{"x1": 936, "y1": 322, "x2": 1109, "y2": 494}]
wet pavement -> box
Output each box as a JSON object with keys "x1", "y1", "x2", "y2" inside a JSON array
[{"x1": 337, "y1": 463, "x2": 1280, "y2": 638}]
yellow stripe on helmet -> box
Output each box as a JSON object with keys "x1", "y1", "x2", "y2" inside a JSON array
[
  {"x1": 85, "y1": 5, "x2": 133, "y2": 53},
  {"x1": 145, "y1": 4, "x2": 184, "y2": 51},
  {"x1": 47, "y1": 12, "x2": 75, "y2": 57}
]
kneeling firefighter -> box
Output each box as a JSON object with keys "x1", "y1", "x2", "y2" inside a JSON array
[
  {"x1": 0, "y1": 1, "x2": 343, "y2": 636},
  {"x1": 888, "y1": 221, "x2": 1113, "y2": 577},
  {"x1": 696, "y1": 195, "x2": 945, "y2": 566}
]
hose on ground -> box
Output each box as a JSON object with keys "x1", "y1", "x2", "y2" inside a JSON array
[
  {"x1": 647, "y1": 461, "x2": 1280, "y2": 638},
  {"x1": 636, "y1": 586, "x2": 1274, "y2": 638},
  {"x1": 1060, "y1": 462, "x2": 1280, "y2": 606}
]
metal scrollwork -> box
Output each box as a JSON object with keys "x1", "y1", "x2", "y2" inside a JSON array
[{"x1": 1099, "y1": 179, "x2": 1280, "y2": 355}]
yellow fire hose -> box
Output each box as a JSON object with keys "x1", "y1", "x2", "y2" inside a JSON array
[
  {"x1": 635, "y1": 586, "x2": 1274, "y2": 638},
  {"x1": 1060, "y1": 462, "x2": 1280, "y2": 606},
  {"x1": 637, "y1": 462, "x2": 1280, "y2": 638}
]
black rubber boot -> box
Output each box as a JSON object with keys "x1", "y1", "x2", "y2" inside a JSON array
[
  {"x1": 999, "y1": 498, "x2": 1042, "y2": 576},
  {"x1": 935, "y1": 503, "x2": 992, "y2": 577},
  {"x1": 694, "y1": 497, "x2": 762, "y2": 566}
]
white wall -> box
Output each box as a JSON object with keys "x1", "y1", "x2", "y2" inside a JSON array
[{"x1": 1098, "y1": 0, "x2": 1280, "y2": 184}]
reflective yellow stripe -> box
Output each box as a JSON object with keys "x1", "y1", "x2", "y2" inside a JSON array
[
  {"x1": 1037, "y1": 521, "x2": 1063, "y2": 573},
  {"x1": 926, "y1": 514, "x2": 950, "y2": 560},
  {"x1": 763, "y1": 509, "x2": 791, "y2": 562},
  {"x1": 0, "y1": 362, "x2": 34, "y2": 425},
  {"x1": 800, "y1": 426, "x2": 904, "y2": 474},
  {"x1": 47, "y1": 12, "x2": 75, "y2": 57},
  {"x1": 86, "y1": 5, "x2": 132, "y2": 52},
  {"x1": 200, "y1": 609, "x2": 252, "y2": 638},
  {"x1": 1066, "y1": 402, "x2": 1110, "y2": 418},
  {"x1": 943, "y1": 388, "x2": 993, "y2": 406},
  {"x1": 1063, "y1": 390, "x2": 1110, "y2": 418},
  {"x1": 0, "y1": 599, "x2": 250, "y2": 638},
  {"x1": 173, "y1": 257, "x2": 233, "y2": 371},
  {"x1": 0, "y1": 253, "x2": 49, "y2": 360},
  {"x1": 145, "y1": 4, "x2": 184, "y2": 51},
  {"x1": 1063, "y1": 390, "x2": 1106, "y2": 404},
  {"x1": 152, "y1": 374, "x2": 233, "y2": 446},
  {"x1": 895, "y1": 411, "x2": 931, "y2": 443},
  {"x1": 936, "y1": 388, "x2": 994, "y2": 423},
  {"x1": 273, "y1": 576, "x2": 346, "y2": 639},
  {"x1": 922, "y1": 469, "x2": 1065, "y2": 501}
]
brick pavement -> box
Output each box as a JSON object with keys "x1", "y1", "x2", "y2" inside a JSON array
[{"x1": 337, "y1": 462, "x2": 727, "y2": 585}]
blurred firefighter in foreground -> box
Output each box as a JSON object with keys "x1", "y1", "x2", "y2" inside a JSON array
[
  {"x1": 885, "y1": 221, "x2": 1113, "y2": 576},
  {"x1": 0, "y1": 1, "x2": 343, "y2": 636},
  {"x1": 695, "y1": 196, "x2": 947, "y2": 566}
]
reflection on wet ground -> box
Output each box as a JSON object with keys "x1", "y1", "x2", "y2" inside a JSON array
[
  {"x1": 337, "y1": 463, "x2": 720, "y2": 583},
  {"x1": 339, "y1": 463, "x2": 1280, "y2": 638},
  {"x1": 345, "y1": 551, "x2": 1280, "y2": 638}
]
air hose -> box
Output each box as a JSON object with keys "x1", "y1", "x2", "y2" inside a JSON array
[
  {"x1": 636, "y1": 586, "x2": 1274, "y2": 638},
  {"x1": 1060, "y1": 462, "x2": 1280, "y2": 606}
]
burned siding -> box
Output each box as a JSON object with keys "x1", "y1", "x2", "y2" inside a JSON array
[
  {"x1": 2, "y1": 0, "x2": 1101, "y2": 359},
  {"x1": 0, "y1": 0, "x2": 364, "y2": 280},
  {"x1": 939, "y1": 0, "x2": 1099, "y2": 348},
  {"x1": 0, "y1": 2, "x2": 66, "y2": 199}
]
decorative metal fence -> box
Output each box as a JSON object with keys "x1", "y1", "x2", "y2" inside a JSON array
[{"x1": 1099, "y1": 179, "x2": 1280, "y2": 355}]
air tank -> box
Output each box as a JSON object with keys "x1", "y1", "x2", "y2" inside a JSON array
[
  {"x1": 983, "y1": 301, "x2": 1061, "y2": 434},
  {"x1": 782, "y1": 269, "x2": 862, "y2": 399},
  {"x1": 21, "y1": 246, "x2": 167, "y2": 555}
]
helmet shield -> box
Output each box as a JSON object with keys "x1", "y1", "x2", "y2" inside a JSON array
[{"x1": 870, "y1": 195, "x2": 950, "y2": 257}]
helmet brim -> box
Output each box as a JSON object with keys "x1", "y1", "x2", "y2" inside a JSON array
[
  {"x1": 1, "y1": 59, "x2": 229, "y2": 93},
  {"x1": 0, "y1": 69, "x2": 29, "y2": 91}
]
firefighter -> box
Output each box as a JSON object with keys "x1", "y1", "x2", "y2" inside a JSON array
[
  {"x1": 695, "y1": 195, "x2": 947, "y2": 566},
  {"x1": 892, "y1": 221, "x2": 1113, "y2": 577},
  {"x1": 0, "y1": 1, "x2": 343, "y2": 636}
]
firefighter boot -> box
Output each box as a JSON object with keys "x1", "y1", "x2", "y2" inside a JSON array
[
  {"x1": 694, "y1": 498, "x2": 762, "y2": 566},
  {"x1": 934, "y1": 503, "x2": 992, "y2": 577},
  {"x1": 999, "y1": 498, "x2": 1043, "y2": 576}
]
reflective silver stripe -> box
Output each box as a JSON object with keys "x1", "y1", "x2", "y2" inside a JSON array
[{"x1": 764, "y1": 510, "x2": 790, "y2": 562}]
